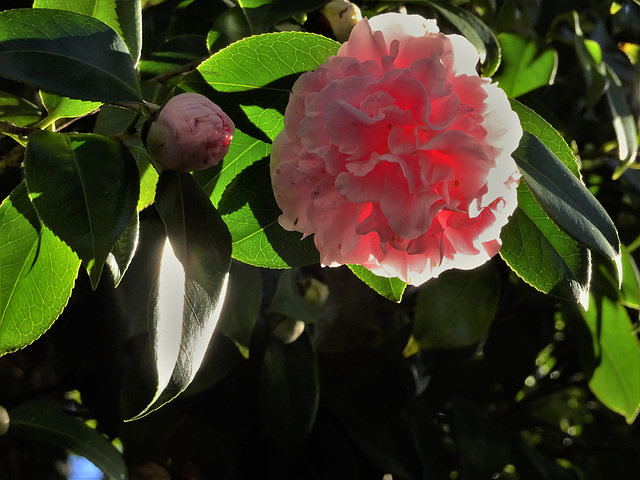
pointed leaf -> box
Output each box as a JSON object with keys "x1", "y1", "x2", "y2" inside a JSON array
[
  {"x1": 0, "y1": 9, "x2": 142, "y2": 103},
  {"x1": 413, "y1": 263, "x2": 500, "y2": 349},
  {"x1": 348, "y1": 265, "x2": 406, "y2": 303},
  {"x1": 24, "y1": 130, "x2": 140, "y2": 289},
  {"x1": 580, "y1": 294, "x2": 640, "y2": 423},
  {"x1": 33, "y1": 0, "x2": 142, "y2": 63},
  {"x1": 605, "y1": 64, "x2": 638, "y2": 179},
  {"x1": 0, "y1": 182, "x2": 80, "y2": 356},
  {"x1": 39, "y1": 91, "x2": 102, "y2": 126},
  {"x1": 513, "y1": 131, "x2": 621, "y2": 280},
  {"x1": 573, "y1": 14, "x2": 607, "y2": 107},
  {"x1": 106, "y1": 210, "x2": 139, "y2": 287},
  {"x1": 493, "y1": 33, "x2": 557, "y2": 98},
  {"x1": 427, "y1": 0, "x2": 501, "y2": 76},
  {"x1": 128, "y1": 171, "x2": 232, "y2": 419},
  {"x1": 10, "y1": 402, "x2": 126, "y2": 480}
]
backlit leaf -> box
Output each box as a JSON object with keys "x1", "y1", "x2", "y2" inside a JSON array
[
  {"x1": 0, "y1": 182, "x2": 80, "y2": 356},
  {"x1": 348, "y1": 265, "x2": 407, "y2": 303}
]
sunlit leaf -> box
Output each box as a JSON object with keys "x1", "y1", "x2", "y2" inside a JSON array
[
  {"x1": 0, "y1": 9, "x2": 142, "y2": 103},
  {"x1": 573, "y1": 13, "x2": 607, "y2": 107},
  {"x1": 126, "y1": 171, "x2": 232, "y2": 420},
  {"x1": 580, "y1": 294, "x2": 640, "y2": 423},
  {"x1": 493, "y1": 33, "x2": 557, "y2": 98},
  {"x1": 24, "y1": 130, "x2": 139, "y2": 289},
  {"x1": 0, "y1": 182, "x2": 80, "y2": 356},
  {"x1": 39, "y1": 90, "x2": 102, "y2": 127},
  {"x1": 10, "y1": 402, "x2": 126, "y2": 480},
  {"x1": 413, "y1": 263, "x2": 500, "y2": 349},
  {"x1": 513, "y1": 131, "x2": 621, "y2": 282},
  {"x1": 348, "y1": 265, "x2": 406, "y2": 303},
  {"x1": 605, "y1": 64, "x2": 638, "y2": 179},
  {"x1": 181, "y1": 32, "x2": 338, "y2": 268}
]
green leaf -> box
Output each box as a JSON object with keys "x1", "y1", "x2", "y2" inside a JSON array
[
  {"x1": 605, "y1": 64, "x2": 639, "y2": 179},
  {"x1": 9, "y1": 402, "x2": 126, "y2": 480},
  {"x1": 207, "y1": 6, "x2": 251, "y2": 53},
  {"x1": 217, "y1": 158, "x2": 320, "y2": 268},
  {"x1": 238, "y1": 0, "x2": 327, "y2": 34},
  {"x1": 0, "y1": 182, "x2": 80, "y2": 356},
  {"x1": 493, "y1": 33, "x2": 557, "y2": 98},
  {"x1": 180, "y1": 32, "x2": 339, "y2": 268},
  {"x1": 513, "y1": 131, "x2": 621, "y2": 281},
  {"x1": 501, "y1": 101, "x2": 592, "y2": 306},
  {"x1": 426, "y1": 0, "x2": 501, "y2": 76},
  {"x1": 33, "y1": 0, "x2": 143, "y2": 63},
  {"x1": 39, "y1": 90, "x2": 102, "y2": 127},
  {"x1": 413, "y1": 263, "x2": 500, "y2": 349},
  {"x1": 24, "y1": 130, "x2": 140, "y2": 289},
  {"x1": 0, "y1": 91, "x2": 41, "y2": 129},
  {"x1": 260, "y1": 328, "x2": 319, "y2": 454},
  {"x1": 0, "y1": 9, "x2": 142, "y2": 104},
  {"x1": 216, "y1": 260, "x2": 262, "y2": 358},
  {"x1": 579, "y1": 294, "x2": 640, "y2": 423},
  {"x1": 347, "y1": 265, "x2": 406, "y2": 303},
  {"x1": 573, "y1": 14, "x2": 607, "y2": 107},
  {"x1": 126, "y1": 171, "x2": 232, "y2": 420},
  {"x1": 106, "y1": 210, "x2": 139, "y2": 287}
]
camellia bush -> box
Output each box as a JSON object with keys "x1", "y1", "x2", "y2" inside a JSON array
[{"x1": 0, "y1": 0, "x2": 639, "y2": 479}]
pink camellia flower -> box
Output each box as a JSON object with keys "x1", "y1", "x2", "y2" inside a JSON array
[
  {"x1": 270, "y1": 13, "x2": 522, "y2": 286},
  {"x1": 146, "y1": 92, "x2": 235, "y2": 172}
]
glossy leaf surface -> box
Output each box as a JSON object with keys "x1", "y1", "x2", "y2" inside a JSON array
[
  {"x1": 24, "y1": 131, "x2": 139, "y2": 289},
  {"x1": 126, "y1": 172, "x2": 232, "y2": 419},
  {"x1": 0, "y1": 9, "x2": 142, "y2": 103},
  {"x1": 0, "y1": 183, "x2": 80, "y2": 356},
  {"x1": 182, "y1": 32, "x2": 339, "y2": 268}
]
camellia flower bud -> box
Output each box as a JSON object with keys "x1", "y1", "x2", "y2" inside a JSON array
[
  {"x1": 320, "y1": 0, "x2": 362, "y2": 42},
  {"x1": 145, "y1": 92, "x2": 235, "y2": 172}
]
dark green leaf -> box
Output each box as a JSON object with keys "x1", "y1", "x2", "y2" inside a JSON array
[
  {"x1": 493, "y1": 32, "x2": 557, "y2": 98},
  {"x1": 0, "y1": 9, "x2": 142, "y2": 103},
  {"x1": 207, "y1": 6, "x2": 251, "y2": 53},
  {"x1": 238, "y1": 0, "x2": 327, "y2": 33},
  {"x1": 33, "y1": 0, "x2": 143, "y2": 63},
  {"x1": 426, "y1": 0, "x2": 501, "y2": 76},
  {"x1": 217, "y1": 260, "x2": 262, "y2": 357},
  {"x1": 10, "y1": 402, "x2": 126, "y2": 480},
  {"x1": 500, "y1": 193, "x2": 591, "y2": 307},
  {"x1": 413, "y1": 263, "x2": 500, "y2": 349},
  {"x1": 513, "y1": 131, "x2": 621, "y2": 280},
  {"x1": 0, "y1": 182, "x2": 80, "y2": 356},
  {"x1": 347, "y1": 265, "x2": 406, "y2": 303},
  {"x1": 260, "y1": 328, "x2": 319, "y2": 455},
  {"x1": 106, "y1": 210, "x2": 139, "y2": 287},
  {"x1": 0, "y1": 91, "x2": 40, "y2": 129},
  {"x1": 24, "y1": 130, "x2": 140, "y2": 289},
  {"x1": 605, "y1": 64, "x2": 639, "y2": 179},
  {"x1": 126, "y1": 171, "x2": 232, "y2": 419}
]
